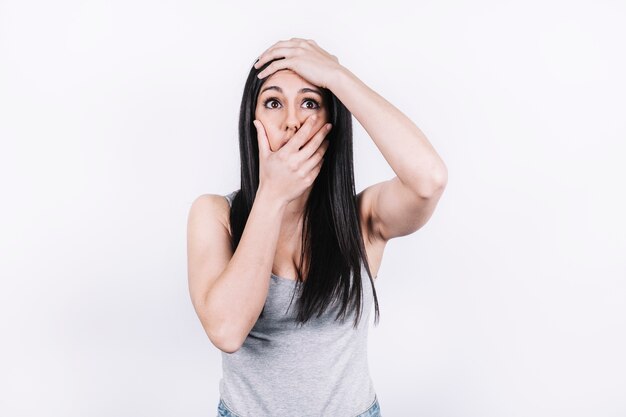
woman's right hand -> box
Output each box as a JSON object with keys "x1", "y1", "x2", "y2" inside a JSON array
[{"x1": 253, "y1": 115, "x2": 332, "y2": 205}]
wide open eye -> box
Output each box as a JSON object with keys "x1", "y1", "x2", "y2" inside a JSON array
[
  {"x1": 262, "y1": 96, "x2": 322, "y2": 110},
  {"x1": 303, "y1": 98, "x2": 321, "y2": 110},
  {"x1": 263, "y1": 97, "x2": 281, "y2": 109}
]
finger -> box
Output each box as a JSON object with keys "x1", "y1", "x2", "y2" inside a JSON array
[
  {"x1": 290, "y1": 38, "x2": 316, "y2": 50},
  {"x1": 254, "y1": 39, "x2": 295, "y2": 68},
  {"x1": 301, "y1": 138, "x2": 329, "y2": 173},
  {"x1": 254, "y1": 43, "x2": 284, "y2": 68},
  {"x1": 282, "y1": 114, "x2": 319, "y2": 153},
  {"x1": 254, "y1": 47, "x2": 299, "y2": 69},
  {"x1": 257, "y1": 57, "x2": 295, "y2": 79},
  {"x1": 253, "y1": 120, "x2": 270, "y2": 157},
  {"x1": 299, "y1": 123, "x2": 331, "y2": 161},
  {"x1": 298, "y1": 152, "x2": 325, "y2": 187},
  {"x1": 307, "y1": 153, "x2": 325, "y2": 183}
]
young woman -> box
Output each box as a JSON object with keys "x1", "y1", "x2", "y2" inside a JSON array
[{"x1": 187, "y1": 38, "x2": 448, "y2": 417}]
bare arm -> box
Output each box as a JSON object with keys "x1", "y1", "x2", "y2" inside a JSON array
[
  {"x1": 187, "y1": 187, "x2": 287, "y2": 353},
  {"x1": 251, "y1": 39, "x2": 446, "y2": 241},
  {"x1": 329, "y1": 66, "x2": 447, "y2": 241}
]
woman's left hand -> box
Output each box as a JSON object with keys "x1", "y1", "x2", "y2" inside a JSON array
[{"x1": 253, "y1": 38, "x2": 343, "y2": 89}]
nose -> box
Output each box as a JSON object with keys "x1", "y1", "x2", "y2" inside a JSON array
[{"x1": 283, "y1": 105, "x2": 303, "y2": 135}]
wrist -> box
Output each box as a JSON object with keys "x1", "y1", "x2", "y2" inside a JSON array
[
  {"x1": 326, "y1": 64, "x2": 351, "y2": 91},
  {"x1": 255, "y1": 185, "x2": 289, "y2": 211},
  {"x1": 326, "y1": 65, "x2": 363, "y2": 105}
]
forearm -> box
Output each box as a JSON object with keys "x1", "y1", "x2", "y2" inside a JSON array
[
  {"x1": 205, "y1": 188, "x2": 287, "y2": 351},
  {"x1": 329, "y1": 66, "x2": 447, "y2": 196}
]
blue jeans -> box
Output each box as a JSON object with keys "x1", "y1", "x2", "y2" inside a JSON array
[{"x1": 216, "y1": 395, "x2": 382, "y2": 417}]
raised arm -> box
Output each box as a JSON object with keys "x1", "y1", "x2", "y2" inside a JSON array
[
  {"x1": 254, "y1": 38, "x2": 448, "y2": 242},
  {"x1": 328, "y1": 65, "x2": 448, "y2": 242}
]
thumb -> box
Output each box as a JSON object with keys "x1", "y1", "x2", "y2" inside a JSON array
[{"x1": 253, "y1": 120, "x2": 270, "y2": 157}]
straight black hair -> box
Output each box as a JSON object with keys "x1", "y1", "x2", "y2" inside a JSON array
[{"x1": 228, "y1": 58, "x2": 380, "y2": 328}]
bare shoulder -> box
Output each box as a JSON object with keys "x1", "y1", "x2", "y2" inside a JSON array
[
  {"x1": 186, "y1": 193, "x2": 234, "y2": 322},
  {"x1": 188, "y1": 193, "x2": 231, "y2": 237}
]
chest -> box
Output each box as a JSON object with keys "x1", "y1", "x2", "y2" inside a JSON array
[{"x1": 272, "y1": 221, "x2": 385, "y2": 281}]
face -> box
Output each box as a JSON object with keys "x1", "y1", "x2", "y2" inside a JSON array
[{"x1": 255, "y1": 69, "x2": 329, "y2": 152}]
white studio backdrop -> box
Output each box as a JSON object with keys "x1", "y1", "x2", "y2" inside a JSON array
[{"x1": 1, "y1": 1, "x2": 625, "y2": 416}]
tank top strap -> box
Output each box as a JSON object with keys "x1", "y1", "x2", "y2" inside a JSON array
[{"x1": 223, "y1": 190, "x2": 239, "y2": 208}]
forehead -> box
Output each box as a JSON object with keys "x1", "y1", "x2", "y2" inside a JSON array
[{"x1": 259, "y1": 70, "x2": 318, "y2": 94}]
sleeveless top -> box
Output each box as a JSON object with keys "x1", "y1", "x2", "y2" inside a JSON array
[{"x1": 218, "y1": 190, "x2": 377, "y2": 417}]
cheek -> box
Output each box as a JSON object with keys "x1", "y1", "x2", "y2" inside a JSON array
[{"x1": 254, "y1": 113, "x2": 278, "y2": 136}]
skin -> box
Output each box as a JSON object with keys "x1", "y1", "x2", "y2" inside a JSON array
[
  {"x1": 187, "y1": 40, "x2": 447, "y2": 353},
  {"x1": 254, "y1": 69, "x2": 330, "y2": 243},
  {"x1": 251, "y1": 38, "x2": 447, "y2": 286},
  {"x1": 253, "y1": 40, "x2": 448, "y2": 246}
]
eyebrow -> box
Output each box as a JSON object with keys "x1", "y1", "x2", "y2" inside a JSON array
[{"x1": 260, "y1": 86, "x2": 322, "y2": 97}]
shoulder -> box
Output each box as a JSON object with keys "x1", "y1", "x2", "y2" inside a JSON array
[
  {"x1": 188, "y1": 193, "x2": 231, "y2": 236},
  {"x1": 189, "y1": 193, "x2": 231, "y2": 212}
]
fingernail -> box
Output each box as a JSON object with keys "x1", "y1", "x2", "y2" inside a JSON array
[{"x1": 326, "y1": 124, "x2": 332, "y2": 131}]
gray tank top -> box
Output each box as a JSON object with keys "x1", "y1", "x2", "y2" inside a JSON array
[{"x1": 218, "y1": 190, "x2": 377, "y2": 417}]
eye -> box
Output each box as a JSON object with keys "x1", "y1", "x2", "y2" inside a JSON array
[
  {"x1": 303, "y1": 98, "x2": 321, "y2": 110},
  {"x1": 261, "y1": 97, "x2": 322, "y2": 110},
  {"x1": 262, "y1": 97, "x2": 281, "y2": 109}
]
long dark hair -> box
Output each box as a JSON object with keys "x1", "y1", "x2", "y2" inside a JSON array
[{"x1": 229, "y1": 58, "x2": 380, "y2": 328}]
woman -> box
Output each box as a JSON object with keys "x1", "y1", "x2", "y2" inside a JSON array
[{"x1": 187, "y1": 38, "x2": 448, "y2": 417}]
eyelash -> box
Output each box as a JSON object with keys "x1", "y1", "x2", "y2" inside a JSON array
[{"x1": 262, "y1": 97, "x2": 321, "y2": 110}]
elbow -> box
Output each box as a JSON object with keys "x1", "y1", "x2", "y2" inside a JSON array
[
  {"x1": 433, "y1": 164, "x2": 448, "y2": 190},
  {"x1": 213, "y1": 337, "x2": 242, "y2": 354},
  {"x1": 199, "y1": 298, "x2": 245, "y2": 353},
  {"x1": 431, "y1": 170, "x2": 448, "y2": 196},
  {"x1": 206, "y1": 322, "x2": 244, "y2": 354},
  {"x1": 416, "y1": 170, "x2": 448, "y2": 199}
]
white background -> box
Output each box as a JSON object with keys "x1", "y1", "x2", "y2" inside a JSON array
[{"x1": 1, "y1": 1, "x2": 625, "y2": 416}]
